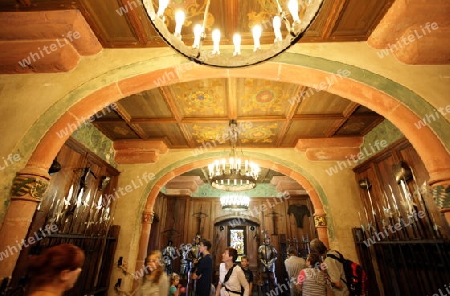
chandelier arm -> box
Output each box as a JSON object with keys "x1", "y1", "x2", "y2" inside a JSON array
[{"x1": 198, "y1": 0, "x2": 212, "y2": 53}]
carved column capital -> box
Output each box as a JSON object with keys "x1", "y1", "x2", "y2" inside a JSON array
[
  {"x1": 11, "y1": 167, "x2": 50, "y2": 202},
  {"x1": 314, "y1": 214, "x2": 327, "y2": 227},
  {"x1": 142, "y1": 211, "x2": 154, "y2": 224},
  {"x1": 430, "y1": 184, "x2": 450, "y2": 211}
]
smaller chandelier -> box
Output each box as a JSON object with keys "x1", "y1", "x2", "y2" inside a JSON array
[
  {"x1": 208, "y1": 120, "x2": 260, "y2": 192},
  {"x1": 221, "y1": 194, "x2": 250, "y2": 211}
]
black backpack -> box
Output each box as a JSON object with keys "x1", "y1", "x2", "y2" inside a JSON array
[{"x1": 326, "y1": 251, "x2": 368, "y2": 296}]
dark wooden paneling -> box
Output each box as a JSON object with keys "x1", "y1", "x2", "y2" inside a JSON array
[
  {"x1": 8, "y1": 137, "x2": 120, "y2": 295},
  {"x1": 153, "y1": 193, "x2": 316, "y2": 290},
  {"x1": 353, "y1": 138, "x2": 450, "y2": 296}
]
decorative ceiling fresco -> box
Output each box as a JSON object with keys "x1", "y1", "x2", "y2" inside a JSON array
[{"x1": 93, "y1": 77, "x2": 383, "y2": 149}]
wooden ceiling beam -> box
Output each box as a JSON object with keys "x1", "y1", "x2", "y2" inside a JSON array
[
  {"x1": 223, "y1": 0, "x2": 238, "y2": 40},
  {"x1": 276, "y1": 85, "x2": 306, "y2": 147},
  {"x1": 118, "y1": 0, "x2": 148, "y2": 45},
  {"x1": 159, "y1": 87, "x2": 196, "y2": 147},
  {"x1": 114, "y1": 102, "x2": 149, "y2": 139},
  {"x1": 227, "y1": 78, "x2": 237, "y2": 120},
  {"x1": 291, "y1": 114, "x2": 345, "y2": 120},
  {"x1": 130, "y1": 118, "x2": 178, "y2": 124},
  {"x1": 159, "y1": 87, "x2": 182, "y2": 121},
  {"x1": 324, "y1": 102, "x2": 359, "y2": 137},
  {"x1": 360, "y1": 117, "x2": 385, "y2": 135},
  {"x1": 320, "y1": 0, "x2": 347, "y2": 39}
]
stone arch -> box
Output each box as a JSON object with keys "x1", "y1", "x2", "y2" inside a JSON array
[
  {"x1": 213, "y1": 214, "x2": 261, "y2": 226},
  {"x1": 3, "y1": 54, "x2": 450, "y2": 277},
  {"x1": 133, "y1": 153, "x2": 331, "y2": 273},
  {"x1": 18, "y1": 55, "x2": 449, "y2": 186}
]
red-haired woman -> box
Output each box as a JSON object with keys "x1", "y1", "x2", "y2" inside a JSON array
[{"x1": 26, "y1": 243, "x2": 85, "y2": 296}]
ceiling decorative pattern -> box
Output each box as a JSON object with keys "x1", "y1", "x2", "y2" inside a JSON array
[
  {"x1": 92, "y1": 77, "x2": 383, "y2": 148},
  {"x1": 171, "y1": 80, "x2": 227, "y2": 117}
]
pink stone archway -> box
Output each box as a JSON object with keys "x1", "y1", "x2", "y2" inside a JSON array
[
  {"x1": 133, "y1": 158, "x2": 329, "y2": 275},
  {"x1": 2, "y1": 61, "x2": 450, "y2": 278},
  {"x1": 26, "y1": 63, "x2": 450, "y2": 185}
]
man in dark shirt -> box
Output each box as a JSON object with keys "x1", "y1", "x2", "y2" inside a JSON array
[
  {"x1": 240, "y1": 256, "x2": 253, "y2": 295},
  {"x1": 192, "y1": 239, "x2": 213, "y2": 296}
]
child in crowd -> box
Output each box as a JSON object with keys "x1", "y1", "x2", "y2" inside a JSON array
[
  {"x1": 169, "y1": 273, "x2": 181, "y2": 296},
  {"x1": 297, "y1": 253, "x2": 328, "y2": 296}
]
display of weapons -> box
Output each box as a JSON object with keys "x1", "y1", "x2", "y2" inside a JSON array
[
  {"x1": 44, "y1": 189, "x2": 60, "y2": 227},
  {"x1": 389, "y1": 185, "x2": 410, "y2": 240},
  {"x1": 69, "y1": 188, "x2": 89, "y2": 234},
  {"x1": 394, "y1": 163, "x2": 423, "y2": 239},
  {"x1": 381, "y1": 191, "x2": 399, "y2": 240},
  {"x1": 265, "y1": 209, "x2": 282, "y2": 235},
  {"x1": 192, "y1": 206, "x2": 208, "y2": 236},
  {"x1": 409, "y1": 167, "x2": 441, "y2": 239},
  {"x1": 359, "y1": 179, "x2": 381, "y2": 236},
  {"x1": 363, "y1": 206, "x2": 375, "y2": 238},
  {"x1": 375, "y1": 202, "x2": 391, "y2": 240},
  {"x1": 60, "y1": 187, "x2": 83, "y2": 234},
  {"x1": 84, "y1": 192, "x2": 103, "y2": 236},
  {"x1": 398, "y1": 180, "x2": 423, "y2": 239},
  {"x1": 293, "y1": 237, "x2": 299, "y2": 255},
  {"x1": 357, "y1": 211, "x2": 367, "y2": 240}
]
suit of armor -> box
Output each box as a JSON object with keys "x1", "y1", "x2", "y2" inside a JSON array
[
  {"x1": 162, "y1": 241, "x2": 177, "y2": 275},
  {"x1": 180, "y1": 243, "x2": 192, "y2": 277},
  {"x1": 188, "y1": 235, "x2": 202, "y2": 271},
  {"x1": 187, "y1": 235, "x2": 201, "y2": 296},
  {"x1": 258, "y1": 237, "x2": 278, "y2": 294}
]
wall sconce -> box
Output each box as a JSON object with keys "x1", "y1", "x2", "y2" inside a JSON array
[
  {"x1": 99, "y1": 176, "x2": 111, "y2": 191},
  {"x1": 358, "y1": 178, "x2": 372, "y2": 190},
  {"x1": 393, "y1": 161, "x2": 413, "y2": 184},
  {"x1": 114, "y1": 278, "x2": 122, "y2": 288},
  {"x1": 48, "y1": 157, "x2": 62, "y2": 175}
]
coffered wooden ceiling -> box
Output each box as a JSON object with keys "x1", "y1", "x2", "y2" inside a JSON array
[
  {"x1": 1, "y1": 0, "x2": 391, "y2": 184},
  {"x1": 2, "y1": 0, "x2": 394, "y2": 47},
  {"x1": 93, "y1": 78, "x2": 383, "y2": 148}
]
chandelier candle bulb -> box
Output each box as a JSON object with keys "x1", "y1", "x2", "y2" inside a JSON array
[
  {"x1": 273, "y1": 16, "x2": 282, "y2": 43},
  {"x1": 157, "y1": 0, "x2": 169, "y2": 17},
  {"x1": 233, "y1": 33, "x2": 241, "y2": 56},
  {"x1": 174, "y1": 10, "x2": 185, "y2": 38},
  {"x1": 212, "y1": 29, "x2": 220, "y2": 54},
  {"x1": 192, "y1": 24, "x2": 203, "y2": 48},
  {"x1": 252, "y1": 25, "x2": 262, "y2": 51},
  {"x1": 288, "y1": 0, "x2": 300, "y2": 23}
]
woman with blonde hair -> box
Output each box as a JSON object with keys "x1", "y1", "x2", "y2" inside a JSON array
[{"x1": 138, "y1": 250, "x2": 170, "y2": 296}]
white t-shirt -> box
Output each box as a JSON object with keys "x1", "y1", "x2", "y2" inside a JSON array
[{"x1": 218, "y1": 263, "x2": 249, "y2": 296}]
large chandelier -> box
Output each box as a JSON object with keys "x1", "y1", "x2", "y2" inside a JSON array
[
  {"x1": 142, "y1": 0, "x2": 324, "y2": 68},
  {"x1": 221, "y1": 194, "x2": 250, "y2": 211},
  {"x1": 208, "y1": 120, "x2": 260, "y2": 192}
]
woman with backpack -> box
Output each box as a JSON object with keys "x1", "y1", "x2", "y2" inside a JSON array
[
  {"x1": 297, "y1": 253, "x2": 328, "y2": 296},
  {"x1": 215, "y1": 247, "x2": 249, "y2": 296}
]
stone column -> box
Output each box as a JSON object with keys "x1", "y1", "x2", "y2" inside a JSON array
[
  {"x1": 133, "y1": 209, "x2": 154, "y2": 288},
  {"x1": 0, "y1": 167, "x2": 50, "y2": 278},
  {"x1": 313, "y1": 209, "x2": 329, "y2": 247}
]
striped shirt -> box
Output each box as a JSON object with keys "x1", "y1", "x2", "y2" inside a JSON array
[{"x1": 298, "y1": 267, "x2": 327, "y2": 296}]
